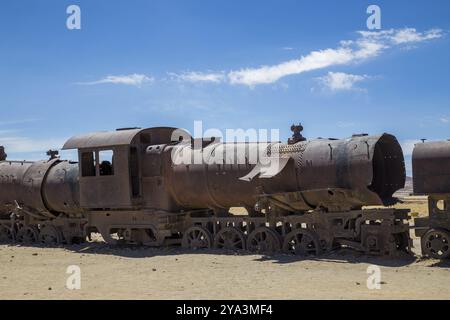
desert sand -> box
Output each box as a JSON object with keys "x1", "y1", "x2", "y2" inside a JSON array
[{"x1": 1, "y1": 196, "x2": 450, "y2": 300}]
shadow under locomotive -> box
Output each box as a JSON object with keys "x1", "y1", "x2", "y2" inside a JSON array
[{"x1": 2, "y1": 241, "x2": 419, "y2": 268}]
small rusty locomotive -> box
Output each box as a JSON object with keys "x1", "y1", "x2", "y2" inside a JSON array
[
  {"x1": 0, "y1": 125, "x2": 448, "y2": 258},
  {"x1": 412, "y1": 141, "x2": 450, "y2": 259}
]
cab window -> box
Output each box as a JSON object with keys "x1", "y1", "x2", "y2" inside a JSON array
[{"x1": 99, "y1": 150, "x2": 114, "y2": 176}]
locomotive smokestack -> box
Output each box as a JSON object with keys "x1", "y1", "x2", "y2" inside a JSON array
[{"x1": 288, "y1": 123, "x2": 306, "y2": 144}]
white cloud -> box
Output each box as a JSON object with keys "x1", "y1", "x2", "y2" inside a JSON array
[
  {"x1": 0, "y1": 135, "x2": 67, "y2": 154},
  {"x1": 317, "y1": 72, "x2": 369, "y2": 91},
  {"x1": 0, "y1": 133, "x2": 78, "y2": 165},
  {"x1": 0, "y1": 129, "x2": 18, "y2": 135},
  {"x1": 359, "y1": 28, "x2": 443, "y2": 45},
  {"x1": 440, "y1": 117, "x2": 449, "y2": 124},
  {"x1": 0, "y1": 123, "x2": 68, "y2": 158},
  {"x1": 227, "y1": 27, "x2": 443, "y2": 86},
  {"x1": 78, "y1": 28, "x2": 443, "y2": 89},
  {"x1": 78, "y1": 73, "x2": 154, "y2": 87},
  {"x1": 0, "y1": 118, "x2": 41, "y2": 126},
  {"x1": 168, "y1": 71, "x2": 225, "y2": 83},
  {"x1": 228, "y1": 47, "x2": 358, "y2": 86}
]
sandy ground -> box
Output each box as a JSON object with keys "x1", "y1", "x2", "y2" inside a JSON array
[{"x1": 2, "y1": 197, "x2": 450, "y2": 300}]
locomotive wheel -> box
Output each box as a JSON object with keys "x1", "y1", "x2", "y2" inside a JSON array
[
  {"x1": 0, "y1": 224, "x2": 15, "y2": 243},
  {"x1": 39, "y1": 225, "x2": 62, "y2": 245},
  {"x1": 247, "y1": 227, "x2": 281, "y2": 254},
  {"x1": 16, "y1": 226, "x2": 39, "y2": 244},
  {"x1": 421, "y1": 229, "x2": 450, "y2": 259},
  {"x1": 283, "y1": 229, "x2": 321, "y2": 256},
  {"x1": 214, "y1": 227, "x2": 246, "y2": 251},
  {"x1": 182, "y1": 226, "x2": 213, "y2": 250}
]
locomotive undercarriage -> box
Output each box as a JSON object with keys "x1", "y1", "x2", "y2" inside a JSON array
[
  {"x1": 414, "y1": 194, "x2": 450, "y2": 259},
  {"x1": 181, "y1": 208, "x2": 411, "y2": 256},
  {"x1": 0, "y1": 207, "x2": 412, "y2": 257},
  {"x1": 0, "y1": 216, "x2": 87, "y2": 245}
]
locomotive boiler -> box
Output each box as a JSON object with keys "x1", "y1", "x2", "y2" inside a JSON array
[{"x1": 0, "y1": 126, "x2": 411, "y2": 255}]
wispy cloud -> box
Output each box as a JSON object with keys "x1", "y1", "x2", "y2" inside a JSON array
[
  {"x1": 78, "y1": 28, "x2": 444, "y2": 89},
  {"x1": 0, "y1": 133, "x2": 76, "y2": 167},
  {"x1": 168, "y1": 71, "x2": 225, "y2": 83},
  {"x1": 228, "y1": 47, "x2": 362, "y2": 86},
  {"x1": 226, "y1": 27, "x2": 443, "y2": 86},
  {"x1": 77, "y1": 73, "x2": 154, "y2": 87},
  {"x1": 0, "y1": 122, "x2": 66, "y2": 157},
  {"x1": 0, "y1": 118, "x2": 42, "y2": 127},
  {"x1": 358, "y1": 28, "x2": 443, "y2": 45},
  {"x1": 316, "y1": 72, "x2": 369, "y2": 91},
  {"x1": 440, "y1": 117, "x2": 449, "y2": 124},
  {"x1": 0, "y1": 136, "x2": 67, "y2": 154}
]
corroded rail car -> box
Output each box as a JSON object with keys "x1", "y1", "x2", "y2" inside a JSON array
[
  {"x1": 413, "y1": 140, "x2": 450, "y2": 259},
  {"x1": 0, "y1": 126, "x2": 414, "y2": 256}
]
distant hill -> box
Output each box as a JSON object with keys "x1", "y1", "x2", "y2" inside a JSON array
[{"x1": 393, "y1": 176, "x2": 413, "y2": 198}]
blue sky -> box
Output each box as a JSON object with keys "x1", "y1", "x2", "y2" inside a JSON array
[{"x1": 1, "y1": 0, "x2": 449, "y2": 175}]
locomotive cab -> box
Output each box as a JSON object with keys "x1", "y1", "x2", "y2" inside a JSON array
[{"x1": 62, "y1": 126, "x2": 183, "y2": 210}]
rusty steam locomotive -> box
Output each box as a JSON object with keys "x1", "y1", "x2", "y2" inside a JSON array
[{"x1": 0, "y1": 125, "x2": 449, "y2": 259}]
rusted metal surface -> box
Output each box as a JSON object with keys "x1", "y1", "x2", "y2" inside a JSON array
[
  {"x1": 0, "y1": 126, "x2": 412, "y2": 256},
  {"x1": 0, "y1": 159, "x2": 81, "y2": 220},
  {"x1": 0, "y1": 160, "x2": 34, "y2": 211},
  {"x1": 2, "y1": 127, "x2": 405, "y2": 216},
  {"x1": 20, "y1": 159, "x2": 61, "y2": 219},
  {"x1": 166, "y1": 133, "x2": 405, "y2": 212},
  {"x1": 62, "y1": 128, "x2": 143, "y2": 150},
  {"x1": 64, "y1": 127, "x2": 188, "y2": 209},
  {"x1": 288, "y1": 123, "x2": 306, "y2": 144},
  {"x1": 42, "y1": 161, "x2": 81, "y2": 215},
  {"x1": 62, "y1": 126, "x2": 186, "y2": 150},
  {"x1": 412, "y1": 141, "x2": 450, "y2": 259},
  {"x1": 182, "y1": 208, "x2": 411, "y2": 255},
  {"x1": 413, "y1": 140, "x2": 450, "y2": 195},
  {"x1": 0, "y1": 146, "x2": 6, "y2": 161}
]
